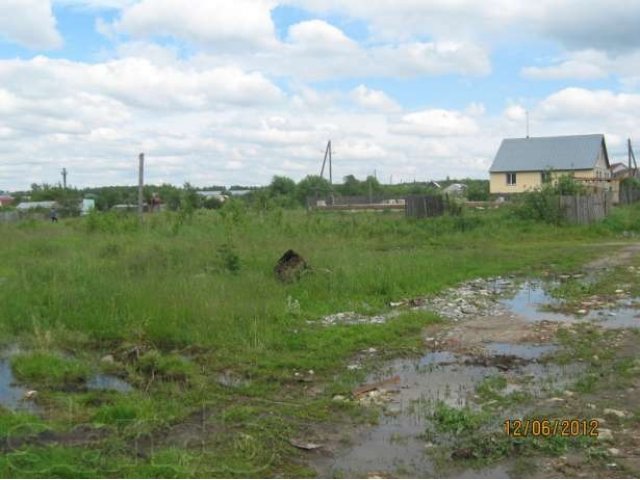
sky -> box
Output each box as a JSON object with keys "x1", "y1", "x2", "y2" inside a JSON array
[{"x1": 1, "y1": 0, "x2": 639, "y2": 190}]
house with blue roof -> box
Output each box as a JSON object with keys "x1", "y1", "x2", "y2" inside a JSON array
[{"x1": 489, "y1": 134, "x2": 611, "y2": 194}]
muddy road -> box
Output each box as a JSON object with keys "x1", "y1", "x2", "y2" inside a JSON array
[{"x1": 305, "y1": 244, "x2": 640, "y2": 478}]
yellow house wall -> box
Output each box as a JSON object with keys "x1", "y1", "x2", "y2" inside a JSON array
[
  {"x1": 489, "y1": 169, "x2": 594, "y2": 194},
  {"x1": 490, "y1": 171, "x2": 542, "y2": 193}
]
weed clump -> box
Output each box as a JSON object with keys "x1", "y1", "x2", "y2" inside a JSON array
[
  {"x1": 135, "y1": 351, "x2": 195, "y2": 382},
  {"x1": 212, "y1": 243, "x2": 240, "y2": 274},
  {"x1": 11, "y1": 352, "x2": 91, "y2": 388}
]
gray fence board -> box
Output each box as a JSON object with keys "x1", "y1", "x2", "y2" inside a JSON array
[
  {"x1": 405, "y1": 195, "x2": 445, "y2": 219},
  {"x1": 560, "y1": 192, "x2": 612, "y2": 224},
  {"x1": 619, "y1": 186, "x2": 640, "y2": 205}
]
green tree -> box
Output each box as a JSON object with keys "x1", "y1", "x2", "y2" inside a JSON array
[
  {"x1": 296, "y1": 175, "x2": 332, "y2": 205},
  {"x1": 340, "y1": 175, "x2": 363, "y2": 196},
  {"x1": 268, "y1": 176, "x2": 296, "y2": 197}
]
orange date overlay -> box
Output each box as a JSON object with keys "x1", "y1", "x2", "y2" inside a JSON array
[{"x1": 504, "y1": 419, "x2": 600, "y2": 437}]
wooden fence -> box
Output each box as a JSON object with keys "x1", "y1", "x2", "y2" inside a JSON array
[
  {"x1": 0, "y1": 211, "x2": 19, "y2": 223},
  {"x1": 619, "y1": 186, "x2": 640, "y2": 205},
  {"x1": 405, "y1": 195, "x2": 445, "y2": 219},
  {"x1": 560, "y1": 192, "x2": 612, "y2": 224}
]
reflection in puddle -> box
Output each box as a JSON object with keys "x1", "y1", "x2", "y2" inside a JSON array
[
  {"x1": 500, "y1": 281, "x2": 640, "y2": 330},
  {"x1": 1, "y1": 353, "x2": 133, "y2": 411},
  {"x1": 0, "y1": 359, "x2": 36, "y2": 411},
  {"x1": 483, "y1": 342, "x2": 558, "y2": 360},
  {"x1": 499, "y1": 281, "x2": 574, "y2": 323},
  {"x1": 591, "y1": 308, "x2": 640, "y2": 329},
  {"x1": 87, "y1": 374, "x2": 133, "y2": 393}
]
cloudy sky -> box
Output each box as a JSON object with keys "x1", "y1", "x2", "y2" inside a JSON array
[{"x1": 1, "y1": 0, "x2": 639, "y2": 190}]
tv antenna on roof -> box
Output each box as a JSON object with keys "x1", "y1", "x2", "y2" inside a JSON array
[{"x1": 526, "y1": 111, "x2": 530, "y2": 138}]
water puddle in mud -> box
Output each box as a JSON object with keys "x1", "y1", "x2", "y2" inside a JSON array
[
  {"x1": 483, "y1": 342, "x2": 558, "y2": 360},
  {"x1": 312, "y1": 345, "x2": 583, "y2": 478},
  {"x1": 1, "y1": 350, "x2": 134, "y2": 411},
  {"x1": 0, "y1": 359, "x2": 37, "y2": 411},
  {"x1": 499, "y1": 281, "x2": 640, "y2": 330},
  {"x1": 590, "y1": 308, "x2": 640, "y2": 329},
  {"x1": 87, "y1": 374, "x2": 133, "y2": 393}
]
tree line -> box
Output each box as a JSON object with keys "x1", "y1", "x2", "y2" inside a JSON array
[{"x1": 5, "y1": 175, "x2": 490, "y2": 212}]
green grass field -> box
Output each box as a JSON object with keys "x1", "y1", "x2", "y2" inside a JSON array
[{"x1": 0, "y1": 204, "x2": 638, "y2": 477}]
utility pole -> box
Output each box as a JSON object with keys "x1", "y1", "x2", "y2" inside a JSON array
[
  {"x1": 629, "y1": 139, "x2": 638, "y2": 177},
  {"x1": 320, "y1": 140, "x2": 333, "y2": 185},
  {"x1": 61, "y1": 168, "x2": 67, "y2": 189},
  {"x1": 138, "y1": 153, "x2": 144, "y2": 222}
]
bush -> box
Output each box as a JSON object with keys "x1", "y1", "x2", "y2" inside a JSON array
[
  {"x1": 514, "y1": 174, "x2": 585, "y2": 225},
  {"x1": 216, "y1": 243, "x2": 241, "y2": 274}
]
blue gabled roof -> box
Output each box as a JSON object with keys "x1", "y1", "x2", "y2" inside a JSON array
[{"x1": 489, "y1": 134, "x2": 608, "y2": 173}]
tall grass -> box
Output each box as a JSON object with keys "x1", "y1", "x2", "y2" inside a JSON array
[{"x1": 0, "y1": 205, "x2": 637, "y2": 369}]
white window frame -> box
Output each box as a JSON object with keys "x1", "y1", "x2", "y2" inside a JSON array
[{"x1": 506, "y1": 172, "x2": 517, "y2": 186}]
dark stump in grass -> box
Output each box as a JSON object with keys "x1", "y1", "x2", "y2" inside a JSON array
[{"x1": 275, "y1": 249, "x2": 308, "y2": 282}]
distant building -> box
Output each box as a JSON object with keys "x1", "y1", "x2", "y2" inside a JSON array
[
  {"x1": 112, "y1": 204, "x2": 141, "y2": 212},
  {"x1": 80, "y1": 198, "x2": 95, "y2": 215},
  {"x1": 609, "y1": 162, "x2": 634, "y2": 179},
  {"x1": 16, "y1": 201, "x2": 56, "y2": 210},
  {"x1": 489, "y1": 134, "x2": 610, "y2": 194},
  {"x1": 196, "y1": 191, "x2": 227, "y2": 202},
  {"x1": 0, "y1": 195, "x2": 14, "y2": 207},
  {"x1": 442, "y1": 183, "x2": 467, "y2": 196},
  {"x1": 227, "y1": 189, "x2": 252, "y2": 196},
  {"x1": 426, "y1": 181, "x2": 441, "y2": 189}
]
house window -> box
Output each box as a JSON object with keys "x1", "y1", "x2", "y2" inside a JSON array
[
  {"x1": 506, "y1": 172, "x2": 517, "y2": 186},
  {"x1": 541, "y1": 171, "x2": 551, "y2": 183}
]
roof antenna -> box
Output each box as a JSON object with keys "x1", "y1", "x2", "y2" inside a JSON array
[{"x1": 526, "y1": 110, "x2": 530, "y2": 138}]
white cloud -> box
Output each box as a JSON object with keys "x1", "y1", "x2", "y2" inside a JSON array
[
  {"x1": 54, "y1": 0, "x2": 137, "y2": 9},
  {"x1": 522, "y1": 49, "x2": 640, "y2": 84},
  {"x1": 0, "y1": 0, "x2": 62, "y2": 49},
  {"x1": 0, "y1": 56, "x2": 283, "y2": 111},
  {"x1": 522, "y1": 60, "x2": 606, "y2": 81},
  {"x1": 113, "y1": 0, "x2": 278, "y2": 50},
  {"x1": 501, "y1": 88, "x2": 640, "y2": 158},
  {"x1": 191, "y1": 20, "x2": 491, "y2": 81},
  {"x1": 536, "y1": 88, "x2": 640, "y2": 122},
  {"x1": 391, "y1": 109, "x2": 479, "y2": 137},
  {"x1": 287, "y1": 19, "x2": 358, "y2": 54},
  {"x1": 286, "y1": 0, "x2": 640, "y2": 54},
  {"x1": 350, "y1": 85, "x2": 400, "y2": 112}
]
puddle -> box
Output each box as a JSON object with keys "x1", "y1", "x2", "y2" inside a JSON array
[
  {"x1": 589, "y1": 308, "x2": 640, "y2": 329},
  {"x1": 217, "y1": 371, "x2": 251, "y2": 388},
  {"x1": 311, "y1": 348, "x2": 583, "y2": 478},
  {"x1": 483, "y1": 342, "x2": 558, "y2": 360},
  {"x1": 453, "y1": 462, "x2": 513, "y2": 479},
  {"x1": 87, "y1": 374, "x2": 133, "y2": 393},
  {"x1": 0, "y1": 359, "x2": 37, "y2": 411},
  {"x1": 499, "y1": 281, "x2": 574, "y2": 323},
  {"x1": 500, "y1": 281, "x2": 640, "y2": 329},
  {"x1": 1, "y1": 355, "x2": 133, "y2": 411}
]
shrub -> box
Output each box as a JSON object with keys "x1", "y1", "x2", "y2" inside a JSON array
[{"x1": 514, "y1": 174, "x2": 585, "y2": 225}]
